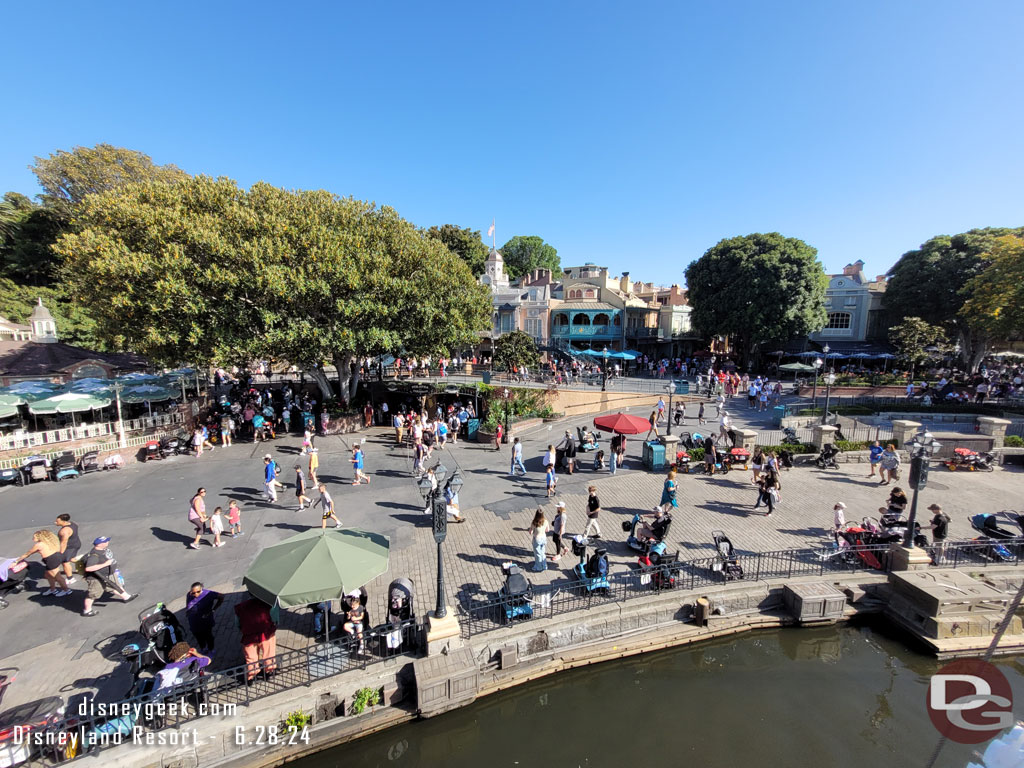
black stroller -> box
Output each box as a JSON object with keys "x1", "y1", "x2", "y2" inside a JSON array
[
  {"x1": 711, "y1": 531, "x2": 743, "y2": 580},
  {"x1": 0, "y1": 560, "x2": 28, "y2": 610},
  {"x1": 78, "y1": 451, "x2": 101, "y2": 474},
  {"x1": 383, "y1": 578, "x2": 415, "y2": 653},
  {"x1": 120, "y1": 604, "x2": 186, "y2": 681},
  {"x1": 679, "y1": 432, "x2": 695, "y2": 450},
  {"x1": 815, "y1": 444, "x2": 840, "y2": 469},
  {"x1": 779, "y1": 450, "x2": 794, "y2": 470}
]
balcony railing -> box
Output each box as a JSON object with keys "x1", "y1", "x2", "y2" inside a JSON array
[
  {"x1": 552, "y1": 326, "x2": 619, "y2": 338},
  {"x1": 625, "y1": 327, "x2": 661, "y2": 338}
]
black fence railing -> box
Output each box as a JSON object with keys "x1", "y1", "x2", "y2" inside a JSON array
[
  {"x1": 458, "y1": 538, "x2": 1024, "y2": 638},
  {"x1": 12, "y1": 620, "x2": 420, "y2": 768}
]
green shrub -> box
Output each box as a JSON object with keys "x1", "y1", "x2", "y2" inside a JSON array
[
  {"x1": 283, "y1": 710, "x2": 312, "y2": 731},
  {"x1": 351, "y1": 686, "x2": 382, "y2": 715},
  {"x1": 1006, "y1": 435, "x2": 1024, "y2": 448},
  {"x1": 756, "y1": 443, "x2": 817, "y2": 454},
  {"x1": 835, "y1": 440, "x2": 870, "y2": 451}
]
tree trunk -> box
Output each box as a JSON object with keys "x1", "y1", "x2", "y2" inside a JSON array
[
  {"x1": 308, "y1": 368, "x2": 335, "y2": 401},
  {"x1": 332, "y1": 352, "x2": 354, "y2": 406},
  {"x1": 349, "y1": 362, "x2": 361, "y2": 402}
]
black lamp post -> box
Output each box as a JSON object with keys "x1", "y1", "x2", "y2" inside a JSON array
[
  {"x1": 418, "y1": 464, "x2": 458, "y2": 619},
  {"x1": 665, "y1": 381, "x2": 674, "y2": 437},
  {"x1": 602, "y1": 347, "x2": 609, "y2": 392},
  {"x1": 902, "y1": 428, "x2": 942, "y2": 548}
]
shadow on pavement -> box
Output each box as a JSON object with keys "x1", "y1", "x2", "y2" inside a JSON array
[{"x1": 150, "y1": 526, "x2": 194, "y2": 545}]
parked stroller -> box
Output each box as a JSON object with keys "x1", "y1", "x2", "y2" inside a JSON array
[
  {"x1": 722, "y1": 447, "x2": 751, "y2": 471},
  {"x1": 679, "y1": 432, "x2": 695, "y2": 450},
  {"x1": 970, "y1": 514, "x2": 1018, "y2": 562},
  {"x1": 815, "y1": 444, "x2": 840, "y2": 470},
  {"x1": 383, "y1": 578, "x2": 415, "y2": 652},
  {"x1": 781, "y1": 427, "x2": 802, "y2": 446},
  {"x1": 571, "y1": 537, "x2": 610, "y2": 594},
  {"x1": 0, "y1": 560, "x2": 28, "y2": 610},
  {"x1": 779, "y1": 450, "x2": 794, "y2": 470},
  {"x1": 711, "y1": 531, "x2": 744, "y2": 580},
  {"x1": 499, "y1": 563, "x2": 534, "y2": 623},
  {"x1": 120, "y1": 604, "x2": 186, "y2": 681},
  {"x1": 835, "y1": 525, "x2": 886, "y2": 569},
  {"x1": 53, "y1": 451, "x2": 80, "y2": 482},
  {"x1": 77, "y1": 451, "x2": 100, "y2": 474},
  {"x1": 0, "y1": 689, "x2": 66, "y2": 768},
  {"x1": 674, "y1": 449, "x2": 691, "y2": 473}
]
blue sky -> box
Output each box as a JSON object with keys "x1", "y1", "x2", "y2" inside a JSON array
[{"x1": 2, "y1": 1, "x2": 1022, "y2": 282}]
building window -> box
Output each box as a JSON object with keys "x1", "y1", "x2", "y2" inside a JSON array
[
  {"x1": 554, "y1": 313, "x2": 568, "y2": 328},
  {"x1": 572, "y1": 313, "x2": 591, "y2": 326},
  {"x1": 592, "y1": 313, "x2": 609, "y2": 326},
  {"x1": 826, "y1": 312, "x2": 852, "y2": 330},
  {"x1": 585, "y1": 289, "x2": 595, "y2": 298}
]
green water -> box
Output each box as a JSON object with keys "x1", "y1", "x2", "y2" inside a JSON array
[{"x1": 292, "y1": 624, "x2": 1024, "y2": 768}]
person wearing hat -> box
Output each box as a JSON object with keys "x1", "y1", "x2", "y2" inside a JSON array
[
  {"x1": 927, "y1": 504, "x2": 950, "y2": 559},
  {"x1": 81, "y1": 536, "x2": 137, "y2": 617},
  {"x1": 263, "y1": 454, "x2": 283, "y2": 503},
  {"x1": 832, "y1": 502, "x2": 847, "y2": 544}
]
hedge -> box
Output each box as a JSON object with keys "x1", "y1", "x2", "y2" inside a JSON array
[{"x1": 1006, "y1": 435, "x2": 1024, "y2": 448}]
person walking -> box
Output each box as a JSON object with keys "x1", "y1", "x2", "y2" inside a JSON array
[
  {"x1": 351, "y1": 445, "x2": 370, "y2": 485},
  {"x1": 609, "y1": 433, "x2": 619, "y2": 474},
  {"x1": 656, "y1": 397, "x2": 666, "y2": 424},
  {"x1": 645, "y1": 411, "x2": 659, "y2": 441},
  {"x1": 294, "y1": 465, "x2": 312, "y2": 510},
  {"x1": 188, "y1": 488, "x2": 209, "y2": 549},
  {"x1": 528, "y1": 509, "x2": 551, "y2": 573},
  {"x1": 751, "y1": 449, "x2": 764, "y2": 483},
  {"x1": 55, "y1": 513, "x2": 81, "y2": 586},
  {"x1": 208, "y1": 506, "x2": 226, "y2": 548},
  {"x1": 698, "y1": 401, "x2": 706, "y2": 426},
  {"x1": 879, "y1": 444, "x2": 900, "y2": 485},
  {"x1": 927, "y1": 503, "x2": 950, "y2": 560},
  {"x1": 227, "y1": 500, "x2": 243, "y2": 537},
  {"x1": 262, "y1": 455, "x2": 283, "y2": 502},
  {"x1": 318, "y1": 483, "x2": 341, "y2": 529},
  {"x1": 510, "y1": 437, "x2": 527, "y2": 476},
  {"x1": 393, "y1": 412, "x2": 405, "y2": 445},
  {"x1": 674, "y1": 400, "x2": 686, "y2": 426},
  {"x1": 235, "y1": 596, "x2": 277, "y2": 683},
  {"x1": 752, "y1": 475, "x2": 775, "y2": 516},
  {"x1": 703, "y1": 434, "x2": 717, "y2": 475},
  {"x1": 185, "y1": 582, "x2": 224, "y2": 653},
  {"x1": 308, "y1": 448, "x2": 320, "y2": 486},
  {"x1": 868, "y1": 442, "x2": 884, "y2": 479},
  {"x1": 584, "y1": 486, "x2": 602, "y2": 538},
  {"x1": 545, "y1": 462, "x2": 557, "y2": 497},
  {"x1": 494, "y1": 423, "x2": 504, "y2": 451},
  {"x1": 16, "y1": 531, "x2": 71, "y2": 596},
  {"x1": 832, "y1": 502, "x2": 847, "y2": 544},
  {"x1": 550, "y1": 501, "x2": 569, "y2": 561},
  {"x1": 81, "y1": 536, "x2": 137, "y2": 616},
  {"x1": 718, "y1": 410, "x2": 732, "y2": 447},
  {"x1": 660, "y1": 469, "x2": 678, "y2": 512}
]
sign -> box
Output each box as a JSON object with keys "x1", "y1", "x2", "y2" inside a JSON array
[
  {"x1": 927, "y1": 658, "x2": 1013, "y2": 744},
  {"x1": 909, "y1": 455, "x2": 929, "y2": 490}
]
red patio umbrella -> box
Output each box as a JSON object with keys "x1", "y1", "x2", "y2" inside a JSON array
[{"x1": 593, "y1": 412, "x2": 652, "y2": 434}]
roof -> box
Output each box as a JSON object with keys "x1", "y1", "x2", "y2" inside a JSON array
[
  {"x1": 552, "y1": 302, "x2": 618, "y2": 311},
  {"x1": 0, "y1": 341, "x2": 148, "y2": 377},
  {"x1": 28, "y1": 299, "x2": 54, "y2": 321},
  {"x1": 0, "y1": 316, "x2": 30, "y2": 332},
  {"x1": 486, "y1": 248, "x2": 503, "y2": 262}
]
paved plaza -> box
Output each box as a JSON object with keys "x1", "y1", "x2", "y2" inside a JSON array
[{"x1": 0, "y1": 398, "x2": 1020, "y2": 711}]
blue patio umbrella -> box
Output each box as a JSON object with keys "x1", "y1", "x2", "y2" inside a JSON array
[{"x1": 797, "y1": 351, "x2": 820, "y2": 358}]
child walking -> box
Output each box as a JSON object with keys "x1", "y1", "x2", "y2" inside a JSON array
[
  {"x1": 209, "y1": 506, "x2": 226, "y2": 547},
  {"x1": 698, "y1": 401, "x2": 706, "y2": 426},
  {"x1": 294, "y1": 466, "x2": 312, "y2": 510},
  {"x1": 227, "y1": 500, "x2": 243, "y2": 537},
  {"x1": 545, "y1": 463, "x2": 557, "y2": 497},
  {"x1": 318, "y1": 484, "x2": 341, "y2": 529},
  {"x1": 351, "y1": 446, "x2": 370, "y2": 485}
]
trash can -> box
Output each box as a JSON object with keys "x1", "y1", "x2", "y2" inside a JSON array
[
  {"x1": 673, "y1": 379, "x2": 690, "y2": 395},
  {"x1": 466, "y1": 418, "x2": 480, "y2": 442},
  {"x1": 482, "y1": 371, "x2": 492, "y2": 385},
  {"x1": 772, "y1": 406, "x2": 787, "y2": 428},
  {"x1": 643, "y1": 440, "x2": 666, "y2": 470}
]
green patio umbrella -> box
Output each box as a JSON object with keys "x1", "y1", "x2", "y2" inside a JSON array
[
  {"x1": 28, "y1": 391, "x2": 112, "y2": 415},
  {"x1": 778, "y1": 362, "x2": 817, "y2": 372},
  {"x1": 243, "y1": 528, "x2": 391, "y2": 609},
  {"x1": 0, "y1": 404, "x2": 20, "y2": 419},
  {"x1": 120, "y1": 385, "x2": 175, "y2": 404},
  {"x1": 0, "y1": 394, "x2": 26, "y2": 407}
]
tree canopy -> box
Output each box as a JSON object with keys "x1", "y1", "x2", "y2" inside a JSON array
[
  {"x1": 498, "y1": 235, "x2": 560, "y2": 279},
  {"x1": 425, "y1": 224, "x2": 489, "y2": 277},
  {"x1": 55, "y1": 177, "x2": 491, "y2": 400},
  {"x1": 888, "y1": 316, "x2": 951, "y2": 381},
  {"x1": 31, "y1": 143, "x2": 188, "y2": 208},
  {"x1": 0, "y1": 278, "x2": 99, "y2": 348},
  {"x1": 959, "y1": 234, "x2": 1024, "y2": 342},
  {"x1": 883, "y1": 227, "x2": 1024, "y2": 369},
  {"x1": 684, "y1": 233, "x2": 827, "y2": 363},
  {"x1": 493, "y1": 330, "x2": 539, "y2": 372}
]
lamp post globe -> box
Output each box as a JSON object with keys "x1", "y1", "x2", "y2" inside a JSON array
[{"x1": 602, "y1": 347, "x2": 609, "y2": 392}]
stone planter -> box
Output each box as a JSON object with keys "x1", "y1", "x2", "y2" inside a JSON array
[{"x1": 321, "y1": 414, "x2": 364, "y2": 435}]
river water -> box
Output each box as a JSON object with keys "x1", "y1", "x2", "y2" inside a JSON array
[{"x1": 292, "y1": 623, "x2": 1024, "y2": 768}]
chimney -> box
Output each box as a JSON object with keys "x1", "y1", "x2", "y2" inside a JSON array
[
  {"x1": 876, "y1": 274, "x2": 886, "y2": 283},
  {"x1": 620, "y1": 271, "x2": 632, "y2": 294}
]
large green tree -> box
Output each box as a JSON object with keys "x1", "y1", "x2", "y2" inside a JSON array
[
  {"x1": 425, "y1": 224, "x2": 489, "y2": 277},
  {"x1": 0, "y1": 192, "x2": 66, "y2": 284},
  {"x1": 498, "y1": 235, "x2": 560, "y2": 279},
  {"x1": 959, "y1": 234, "x2": 1024, "y2": 342},
  {"x1": 55, "y1": 176, "x2": 491, "y2": 400},
  {"x1": 883, "y1": 227, "x2": 1024, "y2": 370},
  {"x1": 684, "y1": 233, "x2": 828, "y2": 364},
  {"x1": 888, "y1": 316, "x2": 951, "y2": 382},
  {"x1": 493, "y1": 330, "x2": 539, "y2": 372}
]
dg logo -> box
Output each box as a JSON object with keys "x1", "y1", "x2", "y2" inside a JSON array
[{"x1": 928, "y1": 658, "x2": 1014, "y2": 744}]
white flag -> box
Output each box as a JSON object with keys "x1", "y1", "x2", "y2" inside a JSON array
[{"x1": 487, "y1": 219, "x2": 495, "y2": 238}]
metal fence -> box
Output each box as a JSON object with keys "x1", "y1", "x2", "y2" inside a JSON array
[
  {"x1": 13, "y1": 620, "x2": 420, "y2": 768},
  {"x1": 457, "y1": 538, "x2": 1024, "y2": 639}
]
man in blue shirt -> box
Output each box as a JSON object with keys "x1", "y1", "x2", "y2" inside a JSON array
[{"x1": 263, "y1": 454, "x2": 282, "y2": 502}]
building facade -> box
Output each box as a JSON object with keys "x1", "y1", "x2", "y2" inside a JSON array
[{"x1": 809, "y1": 260, "x2": 887, "y2": 344}]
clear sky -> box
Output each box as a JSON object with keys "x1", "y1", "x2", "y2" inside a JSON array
[{"x1": 2, "y1": 1, "x2": 1022, "y2": 282}]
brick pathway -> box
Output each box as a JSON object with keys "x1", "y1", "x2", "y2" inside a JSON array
[{"x1": 0, "y1": 401, "x2": 1019, "y2": 711}]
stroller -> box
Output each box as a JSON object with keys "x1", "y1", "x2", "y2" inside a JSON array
[
  {"x1": 103, "y1": 454, "x2": 124, "y2": 471},
  {"x1": 120, "y1": 604, "x2": 186, "y2": 681},
  {"x1": 778, "y1": 450, "x2": 794, "y2": 470},
  {"x1": 0, "y1": 689, "x2": 66, "y2": 768},
  {"x1": 383, "y1": 578, "x2": 415, "y2": 652},
  {"x1": 674, "y1": 449, "x2": 691, "y2": 473},
  {"x1": 781, "y1": 427, "x2": 802, "y2": 446},
  {"x1": 970, "y1": 514, "x2": 1018, "y2": 562},
  {"x1": 815, "y1": 444, "x2": 840, "y2": 470},
  {"x1": 53, "y1": 452, "x2": 79, "y2": 482},
  {"x1": 0, "y1": 560, "x2": 28, "y2": 610},
  {"x1": 572, "y1": 537, "x2": 610, "y2": 594},
  {"x1": 637, "y1": 549, "x2": 680, "y2": 590},
  {"x1": 77, "y1": 451, "x2": 100, "y2": 474},
  {"x1": 711, "y1": 531, "x2": 743, "y2": 580},
  {"x1": 679, "y1": 432, "x2": 695, "y2": 450},
  {"x1": 835, "y1": 525, "x2": 885, "y2": 569},
  {"x1": 499, "y1": 563, "x2": 534, "y2": 623},
  {"x1": 722, "y1": 447, "x2": 751, "y2": 471}
]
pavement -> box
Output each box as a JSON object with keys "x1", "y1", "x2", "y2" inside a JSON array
[{"x1": 0, "y1": 393, "x2": 1020, "y2": 712}]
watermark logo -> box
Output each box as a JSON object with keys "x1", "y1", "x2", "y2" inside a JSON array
[{"x1": 927, "y1": 659, "x2": 1014, "y2": 744}]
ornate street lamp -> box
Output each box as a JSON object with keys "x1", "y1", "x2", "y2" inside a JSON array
[
  {"x1": 502, "y1": 387, "x2": 511, "y2": 443},
  {"x1": 665, "y1": 381, "x2": 675, "y2": 437},
  {"x1": 902, "y1": 428, "x2": 942, "y2": 548},
  {"x1": 821, "y1": 364, "x2": 836, "y2": 426},
  {"x1": 602, "y1": 347, "x2": 609, "y2": 392},
  {"x1": 417, "y1": 464, "x2": 451, "y2": 618}
]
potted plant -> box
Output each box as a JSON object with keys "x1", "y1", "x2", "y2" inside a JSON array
[{"x1": 349, "y1": 686, "x2": 382, "y2": 715}]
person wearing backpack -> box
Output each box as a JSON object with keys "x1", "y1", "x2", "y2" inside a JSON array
[{"x1": 928, "y1": 504, "x2": 950, "y2": 559}]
